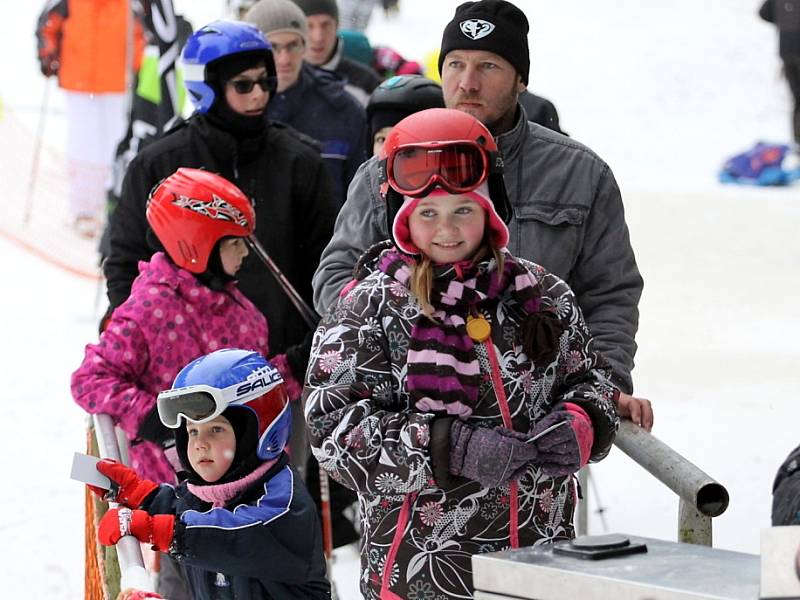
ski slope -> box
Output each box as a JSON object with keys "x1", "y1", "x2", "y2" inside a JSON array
[{"x1": 1, "y1": 1, "x2": 799, "y2": 597}]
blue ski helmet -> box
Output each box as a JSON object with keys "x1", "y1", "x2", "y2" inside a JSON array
[
  {"x1": 181, "y1": 20, "x2": 276, "y2": 113},
  {"x1": 160, "y1": 349, "x2": 291, "y2": 461}
]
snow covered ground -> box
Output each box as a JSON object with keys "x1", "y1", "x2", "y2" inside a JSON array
[{"x1": 1, "y1": 0, "x2": 799, "y2": 598}]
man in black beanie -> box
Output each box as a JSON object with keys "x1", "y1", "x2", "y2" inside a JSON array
[
  {"x1": 313, "y1": 0, "x2": 654, "y2": 438},
  {"x1": 438, "y1": 0, "x2": 566, "y2": 134}
]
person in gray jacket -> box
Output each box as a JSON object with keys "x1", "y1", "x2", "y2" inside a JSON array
[{"x1": 312, "y1": 0, "x2": 653, "y2": 429}]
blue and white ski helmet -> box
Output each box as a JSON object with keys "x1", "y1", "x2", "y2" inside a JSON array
[
  {"x1": 164, "y1": 348, "x2": 291, "y2": 461},
  {"x1": 181, "y1": 20, "x2": 275, "y2": 114}
]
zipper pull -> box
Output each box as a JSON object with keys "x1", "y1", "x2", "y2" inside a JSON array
[{"x1": 466, "y1": 313, "x2": 491, "y2": 342}]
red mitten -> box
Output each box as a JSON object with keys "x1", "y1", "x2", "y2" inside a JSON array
[
  {"x1": 95, "y1": 459, "x2": 158, "y2": 508},
  {"x1": 98, "y1": 508, "x2": 174, "y2": 552}
]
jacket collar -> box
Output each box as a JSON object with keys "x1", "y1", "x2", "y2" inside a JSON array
[
  {"x1": 320, "y1": 37, "x2": 343, "y2": 71},
  {"x1": 191, "y1": 113, "x2": 268, "y2": 164},
  {"x1": 135, "y1": 252, "x2": 237, "y2": 314},
  {"x1": 494, "y1": 102, "x2": 528, "y2": 166}
]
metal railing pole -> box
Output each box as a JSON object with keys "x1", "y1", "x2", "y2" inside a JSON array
[
  {"x1": 678, "y1": 498, "x2": 713, "y2": 546},
  {"x1": 93, "y1": 414, "x2": 154, "y2": 592},
  {"x1": 612, "y1": 420, "x2": 729, "y2": 546},
  {"x1": 576, "y1": 467, "x2": 589, "y2": 536}
]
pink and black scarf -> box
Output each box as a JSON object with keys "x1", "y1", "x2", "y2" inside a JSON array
[{"x1": 378, "y1": 249, "x2": 561, "y2": 418}]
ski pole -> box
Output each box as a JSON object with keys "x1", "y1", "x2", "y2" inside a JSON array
[
  {"x1": 244, "y1": 236, "x2": 338, "y2": 573},
  {"x1": 245, "y1": 236, "x2": 319, "y2": 328},
  {"x1": 524, "y1": 419, "x2": 568, "y2": 443},
  {"x1": 23, "y1": 78, "x2": 53, "y2": 225},
  {"x1": 319, "y1": 460, "x2": 334, "y2": 559}
]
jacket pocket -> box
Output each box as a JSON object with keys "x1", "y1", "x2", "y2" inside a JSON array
[
  {"x1": 511, "y1": 204, "x2": 588, "y2": 278},
  {"x1": 514, "y1": 203, "x2": 587, "y2": 227}
]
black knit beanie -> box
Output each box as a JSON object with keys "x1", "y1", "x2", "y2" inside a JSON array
[
  {"x1": 292, "y1": 0, "x2": 339, "y2": 21},
  {"x1": 370, "y1": 109, "x2": 409, "y2": 145},
  {"x1": 438, "y1": 0, "x2": 530, "y2": 85}
]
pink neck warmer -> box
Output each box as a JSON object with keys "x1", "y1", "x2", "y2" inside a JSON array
[{"x1": 187, "y1": 458, "x2": 277, "y2": 508}]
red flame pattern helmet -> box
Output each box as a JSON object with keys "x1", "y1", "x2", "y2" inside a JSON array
[{"x1": 146, "y1": 168, "x2": 255, "y2": 273}]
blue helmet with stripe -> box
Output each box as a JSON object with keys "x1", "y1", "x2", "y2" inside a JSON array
[
  {"x1": 181, "y1": 20, "x2": 275, "y2": 113},
  {"x1": 166, "y1": 349, "x2": 291, "y2": 461}
]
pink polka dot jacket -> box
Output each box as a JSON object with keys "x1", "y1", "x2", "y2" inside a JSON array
[{"x1": 71, "y1": 252, "x2": 300, "y2": 483}]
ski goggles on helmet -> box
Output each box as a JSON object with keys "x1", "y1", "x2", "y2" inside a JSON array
[
  {"x1": 384, "y1": 141, "x2": 500, "y2": 198},
  {"x1": 157, "y1": 365, "x2": 283, "y2": 428}
]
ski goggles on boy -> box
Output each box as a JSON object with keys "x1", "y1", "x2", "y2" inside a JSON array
[
  {"x1": 157, "y1": 384, "x2": 237, "y2": 429},
  {"x1": 228, "y1": 75, "x2": 277, "y2": 95},
  {"x1": 157, "y1": 365, "x2": 283, "y2": 428},
  {"x1": 384, "y1": 141, "x2": 500, "y2": 197}
]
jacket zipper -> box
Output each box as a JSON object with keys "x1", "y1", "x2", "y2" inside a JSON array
[
  {"x1": 379, "y1": 491, "x2": 417, "y2": 600},
  {"x1": 484, "y1": 339, "x2": 520, "y2": 549}
]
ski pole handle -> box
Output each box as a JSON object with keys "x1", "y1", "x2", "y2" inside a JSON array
[{"x1": 525, "y1": 419, "x2": 568, "y2": 443}]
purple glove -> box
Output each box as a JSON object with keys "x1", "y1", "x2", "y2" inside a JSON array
[
  {"x1": 449, "y1": 420, "x2": 539, "y2": 488},
  {"x1": 529, "y1": 411, "x2": 582, "y2": 477}
]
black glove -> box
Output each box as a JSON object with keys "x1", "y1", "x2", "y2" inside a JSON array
[
  {"x1": 39, "y1": 54, "x2": 59, "y2": 77},
  {"x1": 137, "y1": 404, "x2": 174, "y2": 447},
  {"x1": 285, "y1": 328, "x2": 315, "y2": 382}
]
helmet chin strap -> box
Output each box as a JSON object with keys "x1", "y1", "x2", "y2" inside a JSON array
[{"x1": 194, "y1": 239, "x2": 235, "y2": 291}]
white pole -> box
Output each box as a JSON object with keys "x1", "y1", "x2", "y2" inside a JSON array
[
  {"x1": 92, "y1": 414, "x2": 155, "y2": 593},
  {"x1": 23, "y1": 79, "x2": 52, "y2": 225}
]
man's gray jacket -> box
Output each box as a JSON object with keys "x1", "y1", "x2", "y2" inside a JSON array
[{"x1": 311, "y1": 106, "x2": 643, "y2": 393}]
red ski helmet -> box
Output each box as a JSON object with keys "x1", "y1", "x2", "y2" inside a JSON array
[
  {"x1": 378, "y1": 108, "x2": 511, "y2": 255},
  {"x1": 146, "y1": 168, "x2": 255, "y2": 274}
]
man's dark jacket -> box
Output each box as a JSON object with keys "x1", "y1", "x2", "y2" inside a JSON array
[
  {"x1": 267, "y1": 63, "x2": 367, "y2": 210},
  {"x1": 760, "y1": 0, "x2": 800, "y2": 58}
]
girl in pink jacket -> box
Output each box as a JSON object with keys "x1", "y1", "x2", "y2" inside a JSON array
[{"x1": 72, "y1": 168, "x2": 302, "y2": 483}]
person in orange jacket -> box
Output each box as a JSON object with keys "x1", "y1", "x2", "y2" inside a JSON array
[{"x1": 36, "y1": 0, "x2": 144, "y2": 238}]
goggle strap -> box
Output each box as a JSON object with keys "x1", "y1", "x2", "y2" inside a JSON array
[
  {"x1": 488, "y1": 151, "x2": 504, "y2": 174},
  {"x1": 377, "y1": 158, "x2": 389, "y2": 186}
]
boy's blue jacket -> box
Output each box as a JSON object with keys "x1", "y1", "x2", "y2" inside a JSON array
[{"x1": 145, "y1": 454, "x2": 331, "y2": 599}]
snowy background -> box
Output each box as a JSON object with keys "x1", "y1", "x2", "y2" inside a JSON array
[{"x1": 1, "y1": 0, "x2": 799, "y2": 598}]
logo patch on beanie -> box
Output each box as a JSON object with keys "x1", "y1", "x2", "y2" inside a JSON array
[{"x1": 459, "y1": 19, "x2": 495, "y2": 40}]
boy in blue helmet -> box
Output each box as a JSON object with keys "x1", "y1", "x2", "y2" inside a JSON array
[{"x1": 90, "y1": 349, "x2": 331, "y2": 600}]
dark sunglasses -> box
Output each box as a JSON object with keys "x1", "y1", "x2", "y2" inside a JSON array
[{"x1": 229, "y1": 76, "x2": 276, "y2": 95}]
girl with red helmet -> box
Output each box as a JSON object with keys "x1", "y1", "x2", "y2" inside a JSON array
[
  {"x1": 72, "y1": 168, "x2": 304, "y2": 491},
  {"x1": 304, "y1": 108, "x2": 619, "y2": 598}
]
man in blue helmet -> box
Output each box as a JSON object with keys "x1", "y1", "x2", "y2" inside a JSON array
[
  {"x1": 104, "y1": 20, "x2": 333, "y2": 401},
  {"x1": 90, "y1": 349, "x2": 331, "y2": 599}
]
